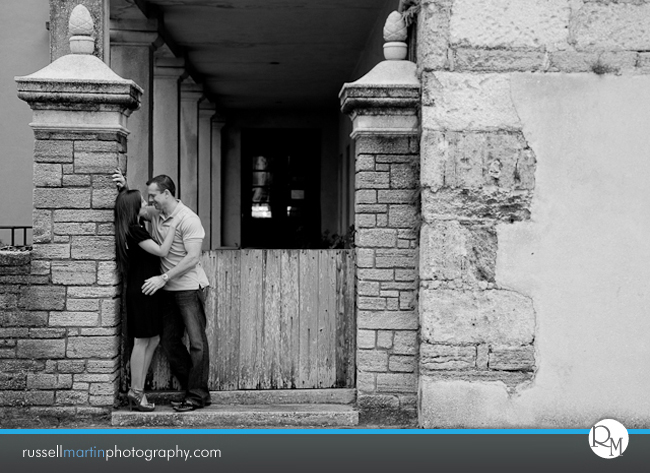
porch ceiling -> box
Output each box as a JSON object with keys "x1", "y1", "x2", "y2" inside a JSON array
[{"x1": 113, "y1": 0, "x2": 390, "y2": 110}]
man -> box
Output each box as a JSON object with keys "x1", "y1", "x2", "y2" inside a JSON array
[{"x1": 114, "y1": 170, "x2": 211, "y2": 412}]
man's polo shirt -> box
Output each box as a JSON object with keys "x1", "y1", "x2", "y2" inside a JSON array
[{"x1": 149, "y1": 200, "x2": 209, "y2": 291}]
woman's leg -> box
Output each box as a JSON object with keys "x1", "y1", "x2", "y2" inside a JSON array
[
  {"x1": 141, "y1": 335, "x2": 160, "y2": 387},
  {"x1": 130, "y1": 338, "x2": 148, "y2": 392}
]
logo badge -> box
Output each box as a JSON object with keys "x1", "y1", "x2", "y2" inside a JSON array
[{"x1": 589, "y1": 419, "x2": 628, "y2": 459}]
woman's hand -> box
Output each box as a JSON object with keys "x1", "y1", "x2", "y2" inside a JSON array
[{"x1": 112, "y1": 168, "x2": 127, "y2": 190}]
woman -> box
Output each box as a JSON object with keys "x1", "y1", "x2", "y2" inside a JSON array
[{"x1": 115, "y1": 189, "x2": 177, "y2": 411}]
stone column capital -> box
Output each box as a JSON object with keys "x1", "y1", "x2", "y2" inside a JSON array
[
  {"x1": 339, "y1": 60, "x2": 421, "y2": 138},
  {"x1": 16, "y1": 53, "x2": 143, "y2": 135},
  {"x1": 211, "y1": 113, "x2": 227, "y2": 130},
  {"x1": 199, "y1": 101, "x2": 216, "y2": 118},
  {"x1": 181, "y1": 81, "x2": 204, "y2": 102},
  {"x1": 110, "y1": 19, "x2": 161, "y2": 47},
  {"x1": 154, "y1": 55, "x2": 187, "y2": 78}
]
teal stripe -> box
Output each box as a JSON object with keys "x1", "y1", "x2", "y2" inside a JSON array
[{"x1": 0, "y1": 428, "x2": 604, "y2": 434}]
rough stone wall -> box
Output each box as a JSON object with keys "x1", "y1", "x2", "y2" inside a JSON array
[
  {"x1": 419, "y1": 0, "x2": 650, "y2": 75},
  {"x1": 416, "y1": 0, "x2": 650, "y2": 426},
  {"x1": 355, "y1": 134, "x2": 420, "y2": 423},
  {"x1": 0, "y1": 133, "x2": 124, "y2": 419},
  {"x1": 419, "y1": 126, "x2": 537, "y2": 389}
]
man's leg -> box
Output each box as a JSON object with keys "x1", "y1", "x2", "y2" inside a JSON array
[
  {"x1": 174, "y1": 289, "x2": 210, "y2": 407},
  {"x1": 159, "y1": 290, "x2": 192, "y2": 391}
]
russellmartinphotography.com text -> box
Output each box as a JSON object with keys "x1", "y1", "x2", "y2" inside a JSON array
[{"x1": 21, "y1": 445, "x2": 222, "y2": 462}]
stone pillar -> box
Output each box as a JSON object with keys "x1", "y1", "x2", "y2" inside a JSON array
[
  {"x1": 110, "y1": 19, "x2": 160, "y2": 192},
  {"x1": 198, "y1": 102, "x2": 215, "y2": 250},
  {"x1": 339, "y1": 11, "x2": 421, "y2": 423},
  {"x1": 179, "y1": 80, "x2": 203, "y2": 212},
  {"x1": 152, "y1": 52, "x2": 185, "y2": 184},
  {"x1": 210, "y1": 115, "x2": 226, "y2": 249},
  {"x1": 50, "y1": 0, "x2": 109, "y2": 62},
  {"x1": 14, "y1": 5, "x2": 141, "y2": 414}
]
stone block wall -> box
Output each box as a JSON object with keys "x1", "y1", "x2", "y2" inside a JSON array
[
  {"x1": 0, "y1": 133, "x2": 124, "y2": 419},
  {"x1": 416, "y1": 0, "x2": 552, "y2": 407},
  {"x1": 354, "y1": 134, "x2": 420, "y2": 423},
  {"x1": 416, "y1": 2, "x2": 650, "y2": 427},
  {"x1": 416, "y1": 0, "x2": 650, "y2": 398},
  {"x1": 412, "y1": 0, "x2": 650, "y2": 427},
  {"x1": 418, "y1": 124, "x2": 538, "y2": 389},
  {"x1": 419, "y1": 0, "x2": 650, "y2": 76}
]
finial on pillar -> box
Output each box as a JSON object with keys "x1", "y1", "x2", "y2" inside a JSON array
[
  {"x1": 69, "y1": 5, "x2": 95, "y2": 55},
  {"x1": 383, "y1": 11, "x2": 408, "y2": 60}
]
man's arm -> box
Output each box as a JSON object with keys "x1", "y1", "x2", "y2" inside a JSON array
[{"x1": 141, "y1": 240, "x2": 202, "y2": 295}]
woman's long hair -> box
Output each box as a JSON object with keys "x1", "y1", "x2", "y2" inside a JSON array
[{"x1": 114, "y1": 189, "x2": 143, "y2": 280}]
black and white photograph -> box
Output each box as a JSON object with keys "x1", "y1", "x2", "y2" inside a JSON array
[{"x1": 1, "y1": 0, "x2": 649, "y2": 470}]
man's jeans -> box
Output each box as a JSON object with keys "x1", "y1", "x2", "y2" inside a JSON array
[{"x1": 160, "y1": 289, "x2": 211, "y2": 406}]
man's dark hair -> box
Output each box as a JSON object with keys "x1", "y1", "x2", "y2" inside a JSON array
[{"x1": 146, "y1": 175, "x2": 176, "y2": 197}]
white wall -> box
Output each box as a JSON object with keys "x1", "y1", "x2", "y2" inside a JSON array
[
  {"x1": 0, "y1": 1, "x2": 50, "y2": 244},
  {"x1": 421, "y1": 73, "x2": 650, "y2": 427}
]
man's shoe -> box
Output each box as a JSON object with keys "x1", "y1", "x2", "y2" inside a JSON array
[
  {"x1": 171, "y1": 398, "x2": 210, "y2": 408},
  {"x1": 170, "y1": 399, "x2": 184, "y2": 408},
  {"x1": 173, "y1": 400, "x2": 199, "y2": 412}
]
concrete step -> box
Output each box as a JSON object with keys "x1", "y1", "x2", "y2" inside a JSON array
[
  {"x1": 112, "y1": 404, "x2": 359, "y2": 427},
  {"x1": 145, "y1": 388, "x2": 356, "y2": 406}
]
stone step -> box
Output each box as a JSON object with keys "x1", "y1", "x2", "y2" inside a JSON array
[
  {"x1": 145, "y1": 388, "x2": 356, "y2": 406},
  {"x1": 112, "y1": 404, "x2": 359, "y2": 427}
]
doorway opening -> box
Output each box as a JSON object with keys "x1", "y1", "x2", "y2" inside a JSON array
[{"x1": 241, "y1": 128, "x2": 321, "y2": 249}]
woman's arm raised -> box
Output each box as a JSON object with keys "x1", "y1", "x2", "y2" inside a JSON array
[{"x1": 138, "y1": 220, "x2": 177, "y2": 257}]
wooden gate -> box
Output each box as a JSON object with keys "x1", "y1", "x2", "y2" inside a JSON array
[{"x1": 149, "y1": 249, "x2": 355, "y2": 390}]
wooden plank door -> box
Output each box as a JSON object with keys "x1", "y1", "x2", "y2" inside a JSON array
[{"x1": 147, "y1": 249, "x2": 355, "y2": 391}]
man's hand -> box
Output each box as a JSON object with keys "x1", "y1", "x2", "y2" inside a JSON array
[
  {"x1": 142, "y1": 275, "x2": 166, "y2": 295},
  {"x1": 112, "y1": 168, "x2": 127, "y2": 190}
]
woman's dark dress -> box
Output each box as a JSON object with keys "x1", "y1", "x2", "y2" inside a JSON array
[{"x1": 126, "y1": 224, "x2": 162, "y2": 338}]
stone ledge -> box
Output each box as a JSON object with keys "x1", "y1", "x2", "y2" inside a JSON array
[
  {"x1": 146, "y1": 388, "x2": 356, "y2": 406},
  {"x1": 0, "y1": 250, "x2": 32, "y2": 267},
  {"x1": 0, "y1": 406, "x2": 110, "y2": 425},
  {"x1": 112, "y1": 404, "x2": 359, "y2": 427},
  {"x1": 340, "y1": 61, "x2": 420, "y2": 115},
  {"x1": 16, "y1": 55, "x2": 142, "y2": 109}
]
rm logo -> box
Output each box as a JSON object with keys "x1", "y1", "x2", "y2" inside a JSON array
[{"x1": 589, "y1": 419, "x2": 628, "y2": 459}]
